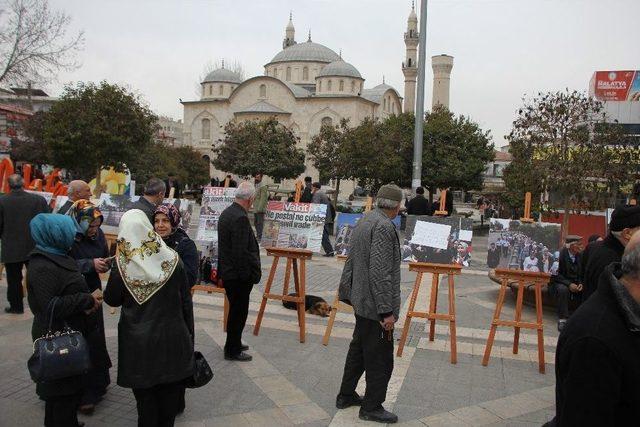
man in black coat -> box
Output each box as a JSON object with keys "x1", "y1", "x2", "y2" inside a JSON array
[
  {"x1": 487, "y1": 242, "x2": 501, "y2": 269},
  {"x1": 405, "y1": 186, "x2": 432, "y2": 216},
  {"x1": 218, "y1": 181, "x2": 261, "y2": 361},
  {"x1": 548, "y1": 232, "x2": 640, "y2": 427},
  {"x1": 300, "y1": 176, "x2": 313, "y2": 203},
  {"x1": 129, "y1": 178, "x2": 166, "y2": 225},
  {"x1": 0, "y1": 175, "x2": 50, "y2": 313},
  {"x1": 582, "y1": 205, "x2": 640, "y2": 302},
  {"x1": 550, "y1": 235, "x2": 583, "y2": 332}
]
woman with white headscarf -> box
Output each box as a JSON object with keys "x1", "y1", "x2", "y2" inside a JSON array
[{"x1": 104, "y1": 209, "x2": 194, "y2": 427}]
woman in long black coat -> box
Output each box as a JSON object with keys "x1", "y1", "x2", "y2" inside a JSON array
[
  {"x1": 104, "y1": 209, "x2": 194, "y2": 427},
  {"x1": 27, "y1": 213, "x2": 102, "y2": 427},
  {"x1": 67, "y1": 200, "x2": 113, "y2": 414}
]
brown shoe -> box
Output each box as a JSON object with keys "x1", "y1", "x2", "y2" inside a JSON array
[{"x1": 78, "y1": 404, "x2": 95, "y2": 415}]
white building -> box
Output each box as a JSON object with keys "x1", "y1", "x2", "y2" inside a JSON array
[{"x1": 155, "y1": 116, "x2": 183, "y2": 147}]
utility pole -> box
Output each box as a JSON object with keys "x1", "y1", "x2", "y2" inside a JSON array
[{"x1": 411, "y1": 0, "x2": 428, "y2": 191}]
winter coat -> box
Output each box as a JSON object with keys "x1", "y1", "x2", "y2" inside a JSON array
[
  {"x1": 253, "y1": 182, "x2": 269, "y2": 214},
  {"x1": 552, "y1": 248, "x2": 582, "y2": 288},
  {"x1": 312, "y1": 190, "x2": 334, "y2": 224},
  {"x1": 0, "y1": 190, "x2": 50, "y2": 263},
  {"x1": 217, "y1": 202, "x2": 261, "y2": 285},
  {"x1": 338, "y1": 209, "x2": 401, "y2": 321},
  {"x1": 164, "y1": 228, "x2": 199, "y2": 288},
  {"x1": 406, "y1": 195, "x2": 432, "y2": 216},
  {"x1": 127, "y1": 197, "x2": 157, "y2": 226},
  {"x1": 582, "y1": 234, "x2": 624, "y2": 301}
]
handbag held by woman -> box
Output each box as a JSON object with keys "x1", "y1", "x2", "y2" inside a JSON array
[{"x1": 185, "y1": 351, "x2": 213, "y2": 388}]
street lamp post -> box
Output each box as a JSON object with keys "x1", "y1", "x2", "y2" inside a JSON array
[{"x1": 412, "y1": 0, "x2": 428, "y2": 191}]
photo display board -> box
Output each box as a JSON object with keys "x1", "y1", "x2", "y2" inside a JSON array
[
  {"x1": 487, "y1": 218, "x2": 561, "y2": 273},
  {"x1": 403, "y1": 216, "x2": 474, "y2": 267},
  {"x1": 260, "y1": 201, "x2": 327, "y2": 252},
  {"x1": 334, "y1": 212, "x2": 401, "y2": 257}
]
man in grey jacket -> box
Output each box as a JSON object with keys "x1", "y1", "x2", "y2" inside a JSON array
[{"x1": 336, "y1": 184, "x2": 402, "y2": 424}]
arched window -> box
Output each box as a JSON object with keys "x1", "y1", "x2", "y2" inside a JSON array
[
  {"x1": 321, "y1": 117, "x2": 333, "y2": 127},
  {"x1": 383, "y1": 98, "x2": 387, "y2": 110},
  {"x1": 274, "y1": 68, "x2": 278, "y2": 78},
  {"x1": 286, "y1": 67, "x2": 291, "y2": 81},
  {"x1": 259, "y1": 84, "x2": 267, "y2": 98},
  {"x1": 218, "y1": 85, "x2": 223, "y2": 95},
  {"x1": 328, "y1": 80, "x2": 332, "y2": 91},
  {"x1": 201, "y1": 118, "x2": 211, "y2": 139},
  {"x1": 339, "y1": 80, "x2": 344, "y2": 91},
  {"x1": 303, "y1": 67, "x2": 309, "y2": 80},
  {"x1": 208, "y1": 85, "x2": 212, "y2": 95},
  {"x1": 318, "y1": 81, "x2": 322, "y2": 92},
  {"x1": 407, "y1": 58, "x2": 412, "y2": 67},
  {"x1": 351, "y1": 80, "x2": 356, "y2": 93}
]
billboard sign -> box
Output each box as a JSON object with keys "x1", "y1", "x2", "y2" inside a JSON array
[{"x1": 592, "y1": 70, "x2": 640, "y2": 101}]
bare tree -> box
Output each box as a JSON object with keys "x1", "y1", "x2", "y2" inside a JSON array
[
  {"x1": 193, "y1": 59, "x2": 246, "y2": 97},
  {"x1": 0, "y1": 0, "x2": 84, "y2": 86}
]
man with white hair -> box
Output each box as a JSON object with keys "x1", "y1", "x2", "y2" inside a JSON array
[
  {"x1": 58, "y1": 180, "x2": 92, "y2": 214},
  {"x1": 336, "y1": 184, "x2": 403, "y2": 424},
  {"x1": 217, "y1": 181, "x2": 261, "y2": 362}
]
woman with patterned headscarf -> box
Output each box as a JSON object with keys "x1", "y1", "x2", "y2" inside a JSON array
[
  {"x1": 154, "y1": 204, "x2": 198, "y2": 288},
  {"x1": 104, "y1": 209, "x2": 194, "y2": 426},
  {"x1": 67, "y1": 199, "x2": 112, "y2": 415}
]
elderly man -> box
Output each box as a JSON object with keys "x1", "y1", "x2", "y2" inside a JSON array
[
  {"x1": 311, "y1": 182, "x2": 335, "y2": 257},
  {"x1": 336, "y1": 184, "x2": 402, "y2": 424},
  {"x1": 548, "y1": 231, "x2": 640, "y2": 426},
  {"x1": 218, "y1": 181, "x2": 261, "y2": 362},
  {"x1": 550, "y1": 236, "x2": 584, "y2": 331},
  {"x1": 129, "y1": 178, "x2": 166, "y2": 224},
  {"x1": 0, "y1": 175, "x2": 49, "y2": 313},
  {"x1": 583, "y1": 205, "x2": 640, "y2": 301},
  {"x1": 58, "y1": 180, "x2": 92, "y2": 214}
]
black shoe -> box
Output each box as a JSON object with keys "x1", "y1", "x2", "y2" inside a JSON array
[
  {"x1": 323, "y1": 252, "x2": 335, "y2": 257},
  {"x1": 224, "y1": 352, "x2": 253, "y2": 362},
  {"x1": 359, "y1": 407, "x2": 398, "y2": 424},
  {"x1": 240, "y1": 342, "x2": 249, "y2": 352},
  {"x1": 4, "y1": 307, "x2": 23, "y2": 314},
  {"x1": 336, "y1": 392, "x2": 363, "y2": 409}
]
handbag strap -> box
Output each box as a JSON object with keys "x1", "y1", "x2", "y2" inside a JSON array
[{"x1": 46, "y1": 297, "x2": 60, "y2": 334}]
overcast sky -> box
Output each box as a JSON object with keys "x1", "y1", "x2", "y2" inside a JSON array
[{"x1": 48, "y1": 0, "x2": 639, "y2": 147}]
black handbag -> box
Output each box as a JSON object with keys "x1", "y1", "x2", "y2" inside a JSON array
[
  {"x1": 27, "y1": 297, "x2": 92, "y2": 383},
  {"x1": 185, "y1": 351, "x2": 213, "y2": 389}
]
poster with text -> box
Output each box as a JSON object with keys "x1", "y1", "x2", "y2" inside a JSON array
[
  {"x1": 404, "y1": 216, "x2": 474, "y2": 267},
  {"x1": 163, "y1": 198, "x2": 195, "y2": 230},
  {"x1": 261, "y1": 201, "x2": 327, "y2": 252},
  {"x1": 487, "y1": 218, "x2": 561, "y2": 272},
  {"x1": 334, "y1": 212, "x2": 401, "y2": 257}
]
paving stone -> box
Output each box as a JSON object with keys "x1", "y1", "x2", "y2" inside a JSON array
[{"x1": 281, "y1": 402, "x2": 330, "y2": 424}]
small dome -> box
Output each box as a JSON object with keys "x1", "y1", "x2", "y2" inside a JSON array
[
  {"x1": 318, "y1": 60, "x2": 362, "y2": 79},
  {"x1": 268, "y1": 41, "x2": 340, "y2": 64},
  {"x1": 202, "y1": 68, "x2": 242, "y2": 84}
]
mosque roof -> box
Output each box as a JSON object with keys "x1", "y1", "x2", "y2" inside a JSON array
[
  {"x1": 360, "y1": 83, "x2": 401, "y2": 104},
  {"x1": 317, "y1": 60, "x2": 362, "y2": 79},
  {"x1": 235, "y1": 100, "x2": 290, "y2": 115},
  {"x1": 268, "y1": 41, "x2": 341, "y2": 65},
  {"x1": 202, "y1": 68, "x2": 243, "y2": 84}
]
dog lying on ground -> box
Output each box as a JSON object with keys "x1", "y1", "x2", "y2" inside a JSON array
[{"x1": 282, "y1": 293, "x2": 332, "y2": 317}]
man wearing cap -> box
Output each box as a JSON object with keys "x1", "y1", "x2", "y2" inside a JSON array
[
  {"x1": 583, "y1": 205, "x2": 640, "y2": 301},
  {"x1": 336, "y1": 184, "x2": 402, "y2": 424},
  {"x1": 550, "y1": 235, "x2": 584, "y2": 332}
]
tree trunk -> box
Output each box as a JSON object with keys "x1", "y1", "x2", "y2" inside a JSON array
[
  {"x1": 561, "y1": 195, "x2": 570, "y2": 243},
  {"x1": 94, "y1": 166, "x2": 102, "y2": 198},
  {"x1": 333, "y1": 178, "x2": 341, "y2": 207}
]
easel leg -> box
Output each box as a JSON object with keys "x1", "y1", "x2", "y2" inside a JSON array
[
  {"x1": 397, "y1": 272, "x2": 422, "y2": 357},
  {"x1": 482, "y1": 280, "x2": 508, "y2": 366},
  {"x1": 448, "y1": 274, "x2": 457, "y2": 365},
  {"x1": 535, "y1": 283, "x2": 545, "y2": 374},
  {"x1": 253, "y1": 256, "x2": 280, "y2": 336},
  {"x1": 513, "y1": 280, "x2": 525, "y2": 355},
  {"x1": 322, "y1": 291, "x2": 340, "y2": 346},
  {"x1": 297, "y1": 259, "x2": 306, "y2": 343},
  {"x1": 283, "y1": 258, "x2": 292, "y2": 296},
  {"x1": 223, "y1": 293, "x2": 229, "y2": 332},
  {"x1": 428, "y1": 272, "x2": 439, "y2": 341}
]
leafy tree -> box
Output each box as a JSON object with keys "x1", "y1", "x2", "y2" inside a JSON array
[
  {"x1": 10, "y1": 110, "x2": 50, "y2": 164},
  {"x1": 172, "y1": 146, "x2": 210, "y2": 187},
  {"x1": 213, "y1": 117, "x2": 305, "y2": 181},
  {"x1": 307, "y1": 118, "x2": 351, "y2": 203},
  {"x1": 43, "y1": 81, "x2": 157, "y2": 195},
  {"x1": 503, "y1": 90, "x2": 639, "y2": 235}
]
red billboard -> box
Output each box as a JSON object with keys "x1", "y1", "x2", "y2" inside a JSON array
[{"x1": 592, "y1": 70, "x2": 640, "y2": 101}]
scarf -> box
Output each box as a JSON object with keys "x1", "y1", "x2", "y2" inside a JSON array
[
  {"x1": 115, "y1": 209, "x2": 179, "y2": 305},
  {"x1": 67, "y1": 199, "x2": 103, "y2": 236},
  {"x1": 30, "y1": 214, "x2": 76, "y2": 256},
  {"x1": 154, "y1": 204, "x2": 182, "y2": 230}
]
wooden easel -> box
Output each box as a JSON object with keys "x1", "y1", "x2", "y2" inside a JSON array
[
  {"x1": 397, "y1": 262, "x2": 462, "y2": 363},
  {"x1": 482, "y1": 268, "x2": 550, "y2": 373},
  {"x1": 434, "y1": 189, "x2": 448, "y2": 216},
  {"x1": 294, "y1": 181, "x2": 303, "y2": 203},
  {"x1": 223, "y1": 177, "x2": 230, "y2": 188},
  {"x1": 254, "y1": 247, "x2": 313, "y2": 342},
  {"x1": 191, "y1": 284, "x2": 229, "y2": 332},
  {"x1": 520, "y1": 192, "x2": 534, "y2": 223}
]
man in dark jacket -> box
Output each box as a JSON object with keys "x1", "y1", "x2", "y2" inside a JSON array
[
  {"x1": 57, "y1": 180, "x2": 91, "y2": 215},
  {"x1": 582, "y1": 205, "x2": 640, "y2": 301},
  {"x1": 300, "y1": 176, "x2": 313, "y2": 203},
  {"x1": 0, "y1": 175, "x2": 50, "y2": 313},
  {"x1": 405, "y1": 187, "x2": 432, "y2": 216},
  {"x1": 550, "y1": 235, "x2": 583, "y2": 331},
  {"x1": 311, "y1": 182, "x2": 335, "y2": 257},
  {"x1": 487, "y1": 242, "x2": 501, "y2": 268},
  {"x1": 337, "y1": 184, "x2": 402, "y2": 424},
  {"x1": 548, "y1": 232, "x2": 640, "y2": 427},
  {"x1": 218, "y1": 181, "x2": 261, "y2": 362},
  {"x1": 164, "y1": 173, "x2": 181, "y2": 199},
  {"x1": 129, "y1": 178, "x2": 166, "y2": 225}
]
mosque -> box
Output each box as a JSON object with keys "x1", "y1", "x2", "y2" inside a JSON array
[{"x1": 181, "y1": 4, "x2": 450, "y2": 194}]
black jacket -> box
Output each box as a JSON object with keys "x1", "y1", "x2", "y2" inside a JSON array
[
  {"x1": 406, "y1": 195, "x2": 432, "y2": 216},
  {"x1": 26, "y1": 250, "x2": 96, "y2": 398},
  {"x1": 164, "y1": 179, "x2": 181, "y2": 199},
  {"x1": 218, "y1": 202, "x2": 261, "y2": 285},
  {"x1": 164, "y1": 228, "x2": 199, "y2": 288},
  {"x1": 0, "y1": 190, "x2": 50, "y2": 263},
  {"x1": 69, "y1": 229, "x2": 109, "y2": 292},
  {"x1": 487, "y1": 247, "x2": 501, "y2": 269},
  {"x1": 128, "y1": 197, "x2": 157, "y2": 225},
  {"x1": 103, "y1": 261, "x2": 194, "y2": 389},
  {"x1": 553, "y1": 264, "x2": 640, "y2": 426},
  {"x1": 300, "y1": 185, "x2": 313, "y2": 203},
  {"x1": 57, "y1": 199, "x2": 73, "y2": 215},
  {"x1": 552, "y1": 248, "x2": 581, "y2": 288},
  {"x1": 582, "y1": 234, "x2": 624, "y2": 301}
]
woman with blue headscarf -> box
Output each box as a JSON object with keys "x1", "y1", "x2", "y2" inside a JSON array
[{"x1": 27, "y1": 213, "x2": 103, "y2": 427}]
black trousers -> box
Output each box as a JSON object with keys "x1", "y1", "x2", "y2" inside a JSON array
[
  {"x1": 224, "y1": 281, "x2": 253, "y2": 356},
  {"x1": 5, "y1": 261, "x2": 26, "y2": 311},
  {"x1": 321, "y1": 224, "x2": 334, "y2": 255},
  {"x1": 44, "y1": 393, "x2": 80, "y2": 427},
  {"x1": 254, "y1": 213, "x2": 265, "y2": 241},
  {"x1": 132, "y1": 381, "x2": 183, "y2": 427},
  {"x1": 551, "y1": 283, "x2": 582, "y2": 319},
  {"x1": 339, "y1": 315, "x2": 394, "y2": 411}
]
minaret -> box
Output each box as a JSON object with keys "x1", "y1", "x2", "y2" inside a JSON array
[
  {"x1": 402, "y1": 1, "x2": 419, "y2": 113},
  {"x1": 283, "y1": 12, "x2": 296, "y2": 49},
  {"x1": 431, "y1": 54, "x2": 454, "y2": 109}
]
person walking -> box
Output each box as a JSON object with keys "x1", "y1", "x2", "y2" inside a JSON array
[
  {"x1": 311, "y1": 182, "x2": 335, "y2": 257},
  {"x1": 218, "y1": 181, "x2": 262, "y2": 362},
  {"x1": 27, "y1": 213, "x2": 103, "y2": 427},
  {"x1": 129, "y1": 178, "x2": 166, "y2": 225},
  {"x1": 253, "y1": 173, "x2": 269, "y2": 241},
  {"x1": 164, "y1": 173, "x2": 181, "y2": 199},
  {"x1": 336, "y1": 184, "x2": 403, "y2": 424},
  {"x1": 104, "y1": 209, "x2": 194, "y2": 427},
  {"x1": 546, "y1": 231, "x2": 640, "y2": 426},
  {"x1": 57, "y1": 180, "x2": 92, "y2": 215},
  {"x1": 0, "y1": 174, "x2": 50, "y2": 313}
]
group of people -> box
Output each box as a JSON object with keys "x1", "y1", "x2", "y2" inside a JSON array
[{"x1": 487, "y1": 231, "x2": 559, "y2": 274}]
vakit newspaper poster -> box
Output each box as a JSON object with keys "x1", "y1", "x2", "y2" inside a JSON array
[{"x1": 261, "y1": 201, "x2": 327, "y2": 252}]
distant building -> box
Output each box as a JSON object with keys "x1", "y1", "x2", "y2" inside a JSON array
[
  {"x1": 155, "y1": 116, "x2": 183, "y2": 147},
  {"x1": 0, "y1": 87, "x2": 57, "y2": 112},
  {"x1": 483, "y1": 150, "x2": 512, "y2": 192},
  {"x1": 0, "y1": 103, "x2": 33, "y2": 157}
]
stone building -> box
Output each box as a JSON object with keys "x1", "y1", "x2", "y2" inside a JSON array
[
  {"x1": 181, "y1": 6, "x2": 420, "y2": 194},
  {"x1": 155, "y1": 116, "x2": 183, "y2": 147}
]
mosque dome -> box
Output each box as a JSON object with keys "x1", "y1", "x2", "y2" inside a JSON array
[
  {"x1": 202, "y1": 68, "x2": 243, "y2": 84},
  {"x1": 318, "y1": 60, "x2": 362, "y2": 79},
  {"x1": 268, "y1": 41, "x2": 340, "y2": 65}
]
